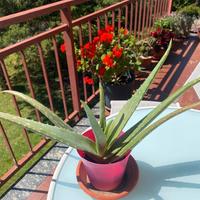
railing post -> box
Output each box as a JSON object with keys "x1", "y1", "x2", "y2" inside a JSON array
[
  {"x1": 167, "y1": 0, "x2": 172, "y2": 16},
  {"x1": 60, "y1": 6, "x2": 81, "y2": 114}
]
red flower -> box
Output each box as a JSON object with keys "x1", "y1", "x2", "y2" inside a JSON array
[
  {"x1": 98, "y1": 29, "x2": 105, "y2": 36},
  {"x1": 60, "y1": 43, "x2": 66, "y2": 53},
  {"x1": 123, "y1": 29, "x2": 129, "y2": 35},
  {"x1": 100, "y1": 32, "x2": 113, "y2": 43},
  {"x1": 151, "y1": 31, "x2": 158, "y2": 37},
  {"x1": 83, "y1": 76, "x2": 94, "y2": 85},
  {"x1": 98, "y1": 66, "x2": 106, "y2": 77},
  {"x1": 102, "y1": 54, "x2": 114, "y2": 67},
  {"x1": 93, "y1": 36, "x2": 100, "y2": 44},
  {"x1": 105, "y1": 25, "x2": 114, "y2": 32},
  {"x1": 77, "y1": 60, "x2": 81, "y2": 67},
  {"x1": 81, "y1": 42, "x2": 96, "y2": 59},
  {"x1": 112, "y1": 46, "x2": 123, "y2": 58}
]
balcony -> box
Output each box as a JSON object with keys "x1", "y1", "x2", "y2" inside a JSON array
[{"x1": 0, "y1": 0, "x2": 200, "y2": 199}]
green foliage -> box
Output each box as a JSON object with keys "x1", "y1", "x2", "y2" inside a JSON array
[
  {"x1": 154, "y1": 16, "x2": 175, "y2": 30},
  {"x1": 171, "y1": 13, "x2": 194, "y2": 37},
  {"x1": 172, "y1": 0, "x2": 196, "y2": 11},
  {"x1": 135, "y1": 37, "x2": 156, "y2": 57},
  {"x1": 179, "y1": 4, "x2": 200, "y2": 18},
  {"x1": 154, "y1": 12, "x2": 195, "y2": 38},
  {"x1": 0, "y1": 0, "x2": 58, "y2": 16}
]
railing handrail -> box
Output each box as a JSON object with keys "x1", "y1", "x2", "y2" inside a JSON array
[
  {"x1": 0, "y1": 24, "x2": 68, "y2": 59},
  {"x1": 72, "y1": 0, "x2": 130, "y2": 27},
  {"x1": 0, "y1": 0, "x2": 88, "y2": 29}
]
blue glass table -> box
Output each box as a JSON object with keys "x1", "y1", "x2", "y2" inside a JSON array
[{"x1": 47, "y1": 108, "x2": 200, "y2": 200}]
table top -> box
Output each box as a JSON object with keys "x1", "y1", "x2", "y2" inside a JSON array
[{"x1": 47, "y1": 107, "x2": 200, "y2": 200}]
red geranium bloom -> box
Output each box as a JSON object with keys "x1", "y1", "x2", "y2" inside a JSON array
[
  {"x1": 81, "y1": 42, "x2": 96, "y2": 59},
  {"x1": 98, "y1": 66, "x2": 106, "y2": 77},
  {"x1": 60, "y1": 43, "x2": 66, "y2": 53},
  {"x1": 83, "y1": 76, "x2": 94, "y2": 85},
  {"x1": 98, "y1": 29, "x2": 105, "y2": 36},
  {"x1": 93, "y1": 36, "x2": 100, "y2": 44},
  {"x1": 76, "y1": 60, "x2": 81, "y2": 68},
  {"x1": 105, "y1": 25, "x2": 114, "y2": 32},
  {"x1": 112, "y1": 46, "x2": 123, "y2": 58},
  {"x1": 102, "y1": 54, "x2": 114, "y2": 67},
  {"x1": 100, "y1": 32, "x2": 113, "y2": 43},
  {"x1": 151, "y1": 31, "x2": 158, "y2": 37},
  {"x1": 123, "y1": 29, "x2": 129, "y2": 35}
]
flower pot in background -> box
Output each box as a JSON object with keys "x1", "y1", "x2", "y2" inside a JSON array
[
  {"x1": 139, "y1": 55, "x2": 153, "y2": 68},
  {"x1": 103, "y1": 75, "x2": 135, "y2": 109},
  {"x1": 152, "y1": 48, "x2": 165, "y2": 60},
  {"x1": 197, "y1": 27, "x2": 200, "y2": 39}
]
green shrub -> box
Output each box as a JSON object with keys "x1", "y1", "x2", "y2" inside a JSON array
[
  {"x1": 171, "y1": 13, "x2": 194, "y2": 37},
  {"x1": 172, "y1": 0, "x2": 196, "y2": 11},
  {"x1": 179, "y1": 4, "x2": 200, "y2": 18},
  {"x1": 154, "y1": 16, "x2": 175, "y2": 30}
]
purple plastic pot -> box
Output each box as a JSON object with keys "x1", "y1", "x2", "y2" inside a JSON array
[{"x1": 77, "y1": 129, "x2": 130, "y2": 191}]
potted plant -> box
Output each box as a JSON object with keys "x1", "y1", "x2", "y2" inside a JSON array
[
  {"x1": 151, "y1": 28, "x2": 174, "y2": 60},
  {"x1": 75, "y1": 25, "x2": 141, "y2": 109},
  {"x1": 136, "y1": 37, "x2": 156, "y2": 68},
  {"x1": 1, "y1": 41, "x2": 200, "y2": 197}
]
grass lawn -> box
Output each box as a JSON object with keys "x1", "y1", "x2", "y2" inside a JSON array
[{"x1": 0, "y1": 93, "x2": 43, "y2": 177}]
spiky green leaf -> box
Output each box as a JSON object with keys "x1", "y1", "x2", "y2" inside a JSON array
[
  {"x1": 115, "y1": 101, "x2": 200, "y2": 158},
  {"x1": 1, "y1": 90, "x2": 72, "y2": 130},
  {"x1": 99, "y1": 81, "x2": 106, "y2": 131},
  {"x1": 81, "y1": 101, "x2": 106, "y2": 156},
  {"x1": 106, "y1": 40, "x2": 172, "y2": 147},
  {"x1": 112, "y1": 75, "x2": 200, "y2": 156},
  {"x1": 0, "y1": 112, "x2": 97, "y2": 156}
]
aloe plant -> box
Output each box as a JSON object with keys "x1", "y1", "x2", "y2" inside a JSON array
[{"x1": 1, "y1": 40, "x2": 200, "y2": 163}]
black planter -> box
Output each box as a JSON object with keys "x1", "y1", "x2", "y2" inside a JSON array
[{"x1": 104, "y1": 76, "x2": 135, "y2": 109}]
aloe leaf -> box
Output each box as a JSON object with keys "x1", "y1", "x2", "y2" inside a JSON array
[
  {"x1": 115, "y1": 101, "x2": 200, "y2": 158},
  {"x1": 1, "y1": 90, "x2": 72, "y2": 130},
  {"x1": 81, "y1": 101, "x2": 106, "y2": 156},
  {"x1": 106, "y1": 40, "x2": 172, "y2": 147},
  {"x1": 111, "y1": 75, "x2": 200, "y2": 157},
  {"x1": 0, "y1": 112, "x2": 98, "y2": 155},
  {"x1": 99, "y1": 81, "x2": 106, "y2": 131}
]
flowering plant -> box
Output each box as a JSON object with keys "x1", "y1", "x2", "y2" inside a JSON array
[
  {"x1": 151, "y1": 28, "x2": 174, "y2": 52},
  {"x1": 75, "y1": 25, "x2": 140, "y2": 85}
]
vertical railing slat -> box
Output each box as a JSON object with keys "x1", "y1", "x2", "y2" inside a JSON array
[
  {"x1": 0, "y1": 60, "x2": 33, "y2": 152},
  {"x1": 52, "y1": 36, "x2": 69, "y2": 118},
  {"x1": 112, "y1": 11, "x2": 115, "y2": 29},
  {"x1": 37, "y1": 43, "x2": 54, "y2": 112},
  {"x1": 125, "y1": 5, "x2": 128, "y2": 30},
  {"x1": 153, "y1": 0, "x2": 158, "y2": 24},
  {"x1": 118, "y1": 8, "x2": 121, "y2": 31},
  {"x1": 105, "y1": 13, "x2": 108, "y2": 27},
  {"x1": 0, "y1": 122, "x2": 18, "y2": 166},
  {"x1": 20, "y1": 51, "x2": 41, "y2": 122},
  {"x1": 78, "y1": 25, "x2": 88, "y2": 101},
  {"x1": 148, "y1": 0, "x2": 153, "y2": 33},
  {"x1": 141, "y1": 0, "x2": 147, "y2": 38},
  {"x1": 130, "y1": 1, "x2": 134, "y2": 34},
  {"x1": 88, "y1": 21, "x2": 92, "y2": 42},
  {"x1": 97, "y1": 16, "x2": 101, "y2": 31},
  {"x1": 134, "y1": 0, "x2": 138, "y2": 38},
  {"x1": 137, "y1": 0, "x2": 143, "y2": 39}
]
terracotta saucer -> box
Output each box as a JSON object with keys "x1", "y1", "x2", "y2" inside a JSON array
[{"x1": 76, "y1": 156, "x2": 139, "y2": 200}]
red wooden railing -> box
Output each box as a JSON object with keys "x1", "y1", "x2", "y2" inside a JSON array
[{"x1": 0, "y1": 0, "x2": 172, "y2": 187}]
